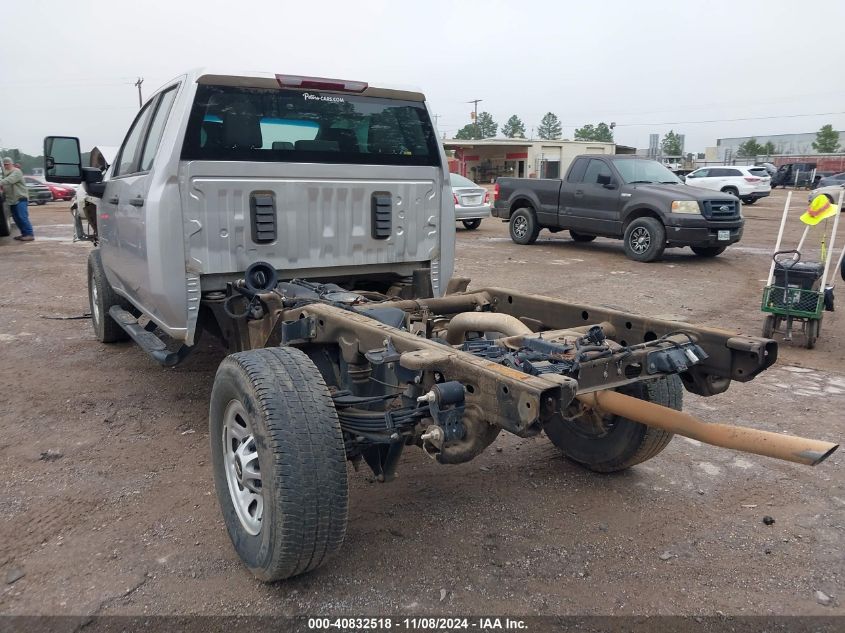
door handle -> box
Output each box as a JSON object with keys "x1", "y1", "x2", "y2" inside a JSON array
[
  {"x1": 574, "y1": 190, "x2": 584, "y2": 197},
  {"x1": 129, "y1": 197, "x2": 144, "y2": 207},
  {"x1": 108, "y1": 197, "x2": 119, "y2": 204}
]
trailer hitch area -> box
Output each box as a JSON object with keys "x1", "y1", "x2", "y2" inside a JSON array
[{"x1": 418, "y1": 381, "x2": 467, "y2": 459}]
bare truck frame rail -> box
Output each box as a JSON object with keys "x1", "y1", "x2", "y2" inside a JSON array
[{"x1": 220, "y1": 276, "x2": 834, "y2": 469}]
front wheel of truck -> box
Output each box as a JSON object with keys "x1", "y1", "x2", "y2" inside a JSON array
[
  {"x1": 88, "y1": 250, "x2": 130, "y2": 343},
  {"x1": 622, "y1": 217, "x2": 666, "y2": 262},
  {"x1": 509, "y1": 207, "x2": 540, "y2": 245},
  {"x1": 210, "y1": 346, "x2": 348, "y2": 582},
  {"x1": 544, "y1": 375, "x2": 682, "y2": 472}
]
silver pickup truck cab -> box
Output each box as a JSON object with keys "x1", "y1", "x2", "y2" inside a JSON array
[{"x1": 46, "y1": 69, "x2": 454, "y2": 348}]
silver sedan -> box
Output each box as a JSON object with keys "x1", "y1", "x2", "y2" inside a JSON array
[{"x1": 451, "y1": 173, "x2": 491, "y2": 230}]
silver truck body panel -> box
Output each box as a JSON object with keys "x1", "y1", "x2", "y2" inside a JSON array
[{"x1": 96, "y1": 69, "x2": 454, "y2": 345}]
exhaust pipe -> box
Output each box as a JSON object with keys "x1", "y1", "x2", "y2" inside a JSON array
[
  {"x1": 577, "y1": 390, "x2": 838, "y2": 466},
  {"x1": 445, "y1": 312, "x2": 532, "y2": 345}
]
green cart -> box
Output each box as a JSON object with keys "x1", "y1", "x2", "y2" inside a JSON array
[{"x1": 761, "y1": 250, "x2": 825, "y2": 349}]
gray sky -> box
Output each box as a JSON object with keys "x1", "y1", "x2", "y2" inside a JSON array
[{"x1": 2, "y1": 0, "x2": 844, "y2": 156}]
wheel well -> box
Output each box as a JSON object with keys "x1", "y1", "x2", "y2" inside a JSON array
[
  {"x1": 509, "y1": 199, "x2": 536, "y2": 217},
  {"x1": 721, "y1": 186, "x2": 738, "y2": 193},
  {"x1": 623, "y1": 208, "x2": 663, "y2": 229}
]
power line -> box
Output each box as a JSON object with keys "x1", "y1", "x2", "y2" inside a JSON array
[{"x1": 597, "y1": 111, "x2": 845, "y2": 128}]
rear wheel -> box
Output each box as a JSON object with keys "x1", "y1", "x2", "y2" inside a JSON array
[
  {"x1": 805, "y1": 319, "x2": 819, "y2": 349},
  {"x1": 88, "y1": 250, "x2": 130, "y2": 343},
  {"x1": 461, "y1": 219, "x2": 482, "y2": 230},
  {"x1": 622, "y1": 217, "x2": 666, "y2": 262},
  {"x1": 741, "y1": 197, "x2": 757, "y2": 205},
  {"x1": 210, "y1": 347, "x2": 348, "y2": 582},
  {"x1": 721, "y1": 187, "x2": 739, "y2": 198},
  {"x1": 569, "y1": 230, "x2": 596, "y2": 242},
  {"x1": 691, "y1": 246, "x2": 727, "y2": 257},
  {"x1": 544, "y1": 375, "x2": 682, "y2": 472},
  {"x1": 509, "y1": 207, "x2": 540, "y2": 245},
  {"x1": 762, "y1": 314, "x2": 776, "y2": 338}
]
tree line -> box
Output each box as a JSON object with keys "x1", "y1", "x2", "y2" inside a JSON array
[{"x1": 454, "y1": 112, "x2": 615, "y2": 142}]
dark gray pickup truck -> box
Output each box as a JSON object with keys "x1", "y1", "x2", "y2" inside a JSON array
[{"x1": 493, "y1": 155, "x2": 744, "y2": 262}]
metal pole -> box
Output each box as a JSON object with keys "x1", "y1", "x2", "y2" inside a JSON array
[
  {"x1": 767, "y1": 190, "x2": 792, "y2": 286},
  {"x1": 795, "y1": 224, "x2": 811, "y2": 255},
  {"x1": 134, "y1": 77, "x2": 144, "y2": 107},
  {"x1": 820, "y1": 187, "x2": 845, "y2": 289},
  {"x1": 467, "y1": 99, "x2": 482, "y2": 138}
]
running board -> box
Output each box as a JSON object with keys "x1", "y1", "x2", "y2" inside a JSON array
[{"x1": 108, "y1": 307, "x2": 192, "y2": 367}]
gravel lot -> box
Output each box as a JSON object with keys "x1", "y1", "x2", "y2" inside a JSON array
[{"x1": 0, "y1": 189, "x2": 842, "y2": 618}]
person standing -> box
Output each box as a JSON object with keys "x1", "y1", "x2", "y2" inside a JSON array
[{"x1": 1, "y1": 157, "x2": 35, "y2": 241}]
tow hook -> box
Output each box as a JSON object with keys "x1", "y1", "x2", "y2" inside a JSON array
[{"x1": 418, "y1": 381, "x2": 467, "y2": 458}]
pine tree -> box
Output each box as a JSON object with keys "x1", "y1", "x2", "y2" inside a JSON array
[
  {"x1": 660, "y1": 130, "x2": 683, "y2": 155},
  {"x1": 501, "y1": 115, "x2": 526, "y2": 138},
  {"x1": 812, "y1": 124, "x2": 840, "y2": 153},
  {"x1": 537, "y1": 113, "x2": 562, "y2": 140}
]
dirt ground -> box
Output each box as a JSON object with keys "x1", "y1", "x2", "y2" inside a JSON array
[{"x1": 0, "y1": 189, "x2": 843, "y2": 618}]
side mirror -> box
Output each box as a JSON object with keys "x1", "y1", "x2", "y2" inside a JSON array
[
  {"x1": 82, "y1": 167, "x2": 105, "y2": 197},
  {"x1": 597, "y1": 174, "x2": 616, "y2": 189},
  {"x1": 44, "y1": 136, "x2": 83, "y2": 184}
]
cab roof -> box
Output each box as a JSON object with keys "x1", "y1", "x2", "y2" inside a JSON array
[{"x1": 183, "y1": 68, "x2": 426, "y2": 102}]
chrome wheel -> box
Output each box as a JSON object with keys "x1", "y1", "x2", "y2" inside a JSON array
[
  {"x1": 223, "y1": 400, "x2": 263, "y2": 535},
  {"x1": 629, "y1": 227, "x2": 651, "y2": 254},
  {"x1": 512, "y1": 216, "x2": 528, "y2": 239}
]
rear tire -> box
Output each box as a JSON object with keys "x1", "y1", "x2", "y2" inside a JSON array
[
  {"x1": 721, "y1": 187, "x2": 739, "y2": 198},
  {"x1": 762, "y1": 314, "x2": 776, "y2": 338},
  {"x1": 509, "y1": 207, "x2": 540, "y2": 245},
  {"x1": 210, "y1": 347, "x2": 348, "y2": 582},
  {"x1": 741, "y1": 197, "x2": 757, "y2": 205},
  {"x1": 805, "y1": 319, "x2": 819, "y2": 349},
  {"x1": 691, "y1": 246, "x2": 727, "y2": 257},
  {"x1": 570, "y1": 230, "x2": 596, "y2": 242},
  {"x1": 622, "y1": 217, "x2": 666, "y2": 262},
  {"x1": 544, "y1": 375, "x2": 682, "y2": 472},
  {"x1": 88, "y1": 250, "x2": 130, "y2": 343},
  {"x1": 461, "y1": 219, "x2": 482, "y2": 230}
]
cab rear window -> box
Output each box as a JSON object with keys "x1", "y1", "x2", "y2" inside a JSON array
[{"x1": 181, "y1": 85, "x2": 440, "y2": 167}]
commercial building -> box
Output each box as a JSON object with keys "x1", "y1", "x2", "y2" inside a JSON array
[
  {"x1": 716, "y1": 131, "x2": 845, "y2": 161},
  {"x1": 443, "y1": 138, "x2": 633, "y2": 183}
]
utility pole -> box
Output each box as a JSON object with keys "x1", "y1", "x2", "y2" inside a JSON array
[
  {"x1": 467, "y1": 99, "x2": 482, "y2": 138},
  {"x1": 134, "y1": 77, "x2": 144, "y2": 108},
  {"x1": 433, "y1": 114, "x2": 441, "y2": 131}
]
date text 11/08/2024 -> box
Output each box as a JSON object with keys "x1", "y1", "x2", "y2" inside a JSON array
[{"x1": 307, "y1": 618, "x2": 528, "y2": 630}]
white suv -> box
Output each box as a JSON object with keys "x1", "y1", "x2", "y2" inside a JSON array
[{"x1": 685, "y1": 165, "x2": 771, "y2": 205}]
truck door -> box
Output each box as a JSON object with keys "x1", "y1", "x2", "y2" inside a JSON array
[
  {"x1": 104, "y1": 86, "x2": 179, "y2": 309},
  {"x1": 557, "y1": 157, "x2": 588, "y2": 228},
  {"x1": 568, "y1": 158, "x2": 622, "y2": 236}
]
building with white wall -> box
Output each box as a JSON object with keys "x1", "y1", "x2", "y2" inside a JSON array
[{"x1": 442, "y1": 138, "x2": 630, "y2": 183}]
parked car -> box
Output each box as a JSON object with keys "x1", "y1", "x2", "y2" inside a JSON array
[
  {"x1": 23, "y1": 178, "x2": 52, "y2": 205},
  {"x1": 493, "y1": 155, "x2": 743, "y2": 261},
  {"x1": 450, "y1": 172, "x2": 490, "y2": 230},
  {"x1": 816, "y1": 171, "x2": 845, "y2": 188},
  {"x1": 684, "y1": 166, "x2": 771, "y2": 204},
  {"x1": 808, "y1": 183, "x2": 845, "y2": 205},
  {"x1": 25, "y1": 176, "x2": 75, "y2": 201}
]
